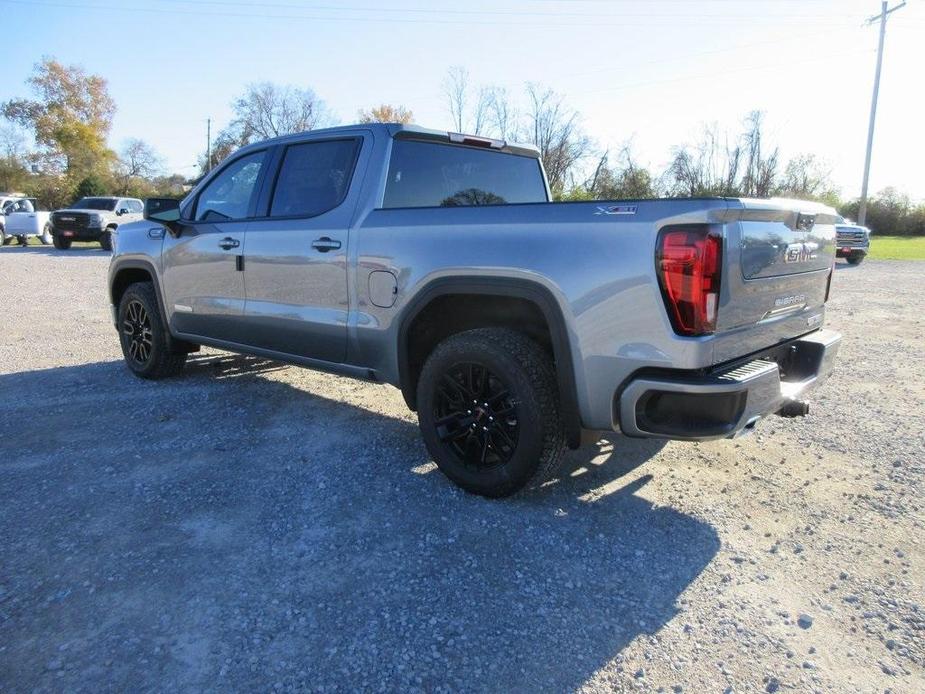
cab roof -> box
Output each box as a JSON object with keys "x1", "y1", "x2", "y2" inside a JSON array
[{"x1": 245, "y1": 122, "x2": 541, "y2": 159}]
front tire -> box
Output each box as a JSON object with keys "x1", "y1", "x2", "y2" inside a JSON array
[
  {"x1": 118, "y1": 282, "x2": 187, "y2": 379},
  {"x1": 416, "y1": 328, "x2": 567, "y2": 498},
  {"x1": 39, "y1": 223, "x2": 53, "y2": 245},
  {"x1": 99, "y1": 229, "x2": 113, "y2": 251},
  {"x1": 53, "y1": 234, "x2": 72, "y2": 250}
]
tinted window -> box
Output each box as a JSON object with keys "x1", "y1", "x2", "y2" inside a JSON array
[
  {"x1": 269, "y1": 139, "x2": 360, "y2": 218},
  {"x1": 195, "y1": 151, "x2": 265, "y2": 222},
  {"x1": 382, "y1": 140, "x2": 547, "y2": 209},
  {"x1": 72, "y1": 198, "x2": 117, "y2": 211}
]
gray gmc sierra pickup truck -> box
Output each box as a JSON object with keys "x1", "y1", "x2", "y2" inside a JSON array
[{"x1": 109, "y1": 123, "x2": 841, "y2": 497}]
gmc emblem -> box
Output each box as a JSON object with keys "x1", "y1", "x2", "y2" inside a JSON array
[{"x1": 784, "y1": 241, "x2": 819, "y2": 263}]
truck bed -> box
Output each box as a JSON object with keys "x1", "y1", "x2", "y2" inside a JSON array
[{"x1": 356, "y1": 195, "x2": 837, "y2": 430}]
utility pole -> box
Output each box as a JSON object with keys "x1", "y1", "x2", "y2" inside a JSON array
[
  {"x1": 206, "y1": 118, "x2": 212, "y2": 173},
  {"x1": 858, "y1": 0, "x2": 905, "y2": 226}
]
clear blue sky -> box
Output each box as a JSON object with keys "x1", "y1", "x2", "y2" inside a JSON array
[{"x1": 1, "y1": 0, "x2": 923, "y2": 199}]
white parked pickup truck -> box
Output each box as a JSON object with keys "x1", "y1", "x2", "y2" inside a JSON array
[{"x1": 0, "y1": 196, "x2": 53, "y2": 246}]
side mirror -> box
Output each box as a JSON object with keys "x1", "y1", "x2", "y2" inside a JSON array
[
  {"x1": 144, "y1": 198, "x2": 182, "y2": 236},
  {"x1": 117, "y1": 207, "x2": 130, "y2": 216}
]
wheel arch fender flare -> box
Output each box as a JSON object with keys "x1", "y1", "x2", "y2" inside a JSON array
[
  {"x1": 397, "y1": 276, "x2": 582, "y2": 447},
  {"x1": 110, "y1": 258, "x2": 169, "y2": 325}
]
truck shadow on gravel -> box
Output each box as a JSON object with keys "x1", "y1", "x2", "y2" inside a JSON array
[{"x1": 0, "y1": 354, "x2": 720, "y2": 692}]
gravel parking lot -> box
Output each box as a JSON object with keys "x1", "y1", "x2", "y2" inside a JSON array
[{"x1": 1, "y1": 247, "x2": 922, "y2": 693}]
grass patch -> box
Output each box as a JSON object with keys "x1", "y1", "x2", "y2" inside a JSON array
[{"x1": 868, "y1": 236, "x2": 925, "y2": 260}]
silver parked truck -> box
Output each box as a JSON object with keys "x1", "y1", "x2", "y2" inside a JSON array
[{"x1": 109, "y1": 124, "x2": 841, "y2": 497}]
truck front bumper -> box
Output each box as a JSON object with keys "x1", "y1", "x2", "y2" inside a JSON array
[
  {"x1": 617, "y1": 329, "x2": 841, "y2": 440},
  {"x1": 53, "y1": 225, "x2": 104, "y2": 242}
]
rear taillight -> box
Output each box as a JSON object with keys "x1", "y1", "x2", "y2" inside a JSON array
[{"x1": 656, "y1": 225, "x2": 722, "y2": 336}]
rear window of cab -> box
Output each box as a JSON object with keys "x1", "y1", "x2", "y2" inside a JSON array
[{"x1": 382, "y1": 140, "x2": 547, "y2": 209}]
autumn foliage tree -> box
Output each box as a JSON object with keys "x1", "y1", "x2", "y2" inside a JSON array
[
  {"x1": 2, "y1": 58, "x2": 115, "y2": 179},
  {"x1": 357, "y1": 104, "x2": 414, "y2": 124}
]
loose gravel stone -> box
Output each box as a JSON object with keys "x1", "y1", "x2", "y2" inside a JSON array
[{"x1": 1, "y1": 250, "x2": 923, "y2": 692}]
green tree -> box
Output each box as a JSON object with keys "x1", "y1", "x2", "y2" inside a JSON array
[
  {"x1": 840, "y1": 187, "x2": 925, "y2": 236},
  {"x1": 2, "y1": 58, "x2": 116, "y2": 179},
  {"x1": 75, "y1": 173, "x2": 108, "y2": 199},
  {"x1": 775, "y1": 153, "x2": 839, "y2": 204}
]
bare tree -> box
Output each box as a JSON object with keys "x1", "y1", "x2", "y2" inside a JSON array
[
  {"x1": 0, "y1": 124, "x2": 28, "y2": 162},
  {"x1": 586, "y1": 144, "x2": 656, "y2": 200},
  {"x1": 228, "y1": 82, "x2": 332, "y2": 144},
  {"x1": 116, "y1": 138, "x2": 163, "y2": 194},
  {"x1": 200, "y1": 82, "x2": 333, "y2": 174},
  {"x1": 482, "y1": 86, "x2": 517, "y2": 140},
  {"x1": 740, "y1": 111, "x2": 778, "y2": 197},
  {"x1": 472, "y1": 87, "x2": 493, "y2": 135},
  {"x1": 118, "y1": 139, "x2": 162, "y2": 179},
  {"x1": 662, "y1": 122, "x2": 753, "y2": 197},
  {"x1": 443, "y1": 66, "x2": 469, "y2": 132},
  {"x1": 525, "y1": 84, "x2": 590, "y2": 195},
  {"x1": 357, "y1": 104, "x2": 413, "y2": 124}
]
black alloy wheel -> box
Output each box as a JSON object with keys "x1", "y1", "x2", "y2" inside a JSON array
[
  {"x1": 433, "y1": 362, "x2": 520, "y2": 470},
  {"x1": 416, "y1": 328, "x2": 566, "y2": 498},
  {"x1": 117, "y1": 282, "x2": 187, "y2": 379},
  {"x1": 122, "y1": 299, "x2": 153, "y2": 365}
]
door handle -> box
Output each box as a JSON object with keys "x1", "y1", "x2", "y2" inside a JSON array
[
  {"x1": 218, "y1": 237, "x2": 240, "y2": 250},
  {"x1": 311, "y1": 237, "x2": 341, "y2": 252}
]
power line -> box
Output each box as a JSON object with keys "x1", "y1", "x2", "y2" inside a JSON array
[
  {"x1": 577, "y1": 47, "x2": 873, "y2": 95},
  {"x1": 0, "y1": 0, "x2": 869, "y2": 27},
  {"x1": 163, "y1": 0, "x2": 869, "y2": 21},
  {"x1": 545, "y1": 25, "x2": 859, "y2": 80}
]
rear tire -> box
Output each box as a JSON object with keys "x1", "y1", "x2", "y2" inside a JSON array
[
  {"x1": 53, "y1": 234, "x2": 72, "y2": 250},
  {"x1": 0, "y1": 228, "x2": 10, "y2": 245},
  {"x1": 847, "y1": 254, "x2": 864, "y2": 265},
  {"x1": 39, "y1": 223, "x2": 53, "y2": 245},
  {"x1": 99, "y1": 230, "x2": 113, "y2": 251},
  {"x1": 416, "y1": 328, "x2": 567, "y2": 498},
  {"x1": 118, "y1": 282, "x2": 187, "y2": 379}
]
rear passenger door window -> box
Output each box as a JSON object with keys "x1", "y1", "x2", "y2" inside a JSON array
[{"x1": 269, "y1": 139, "x2": 361, "y2": 218}]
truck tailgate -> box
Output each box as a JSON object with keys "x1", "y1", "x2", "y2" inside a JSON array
[{"x1": 712, "y1": 198, "x2": 837, "y2": 363}]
